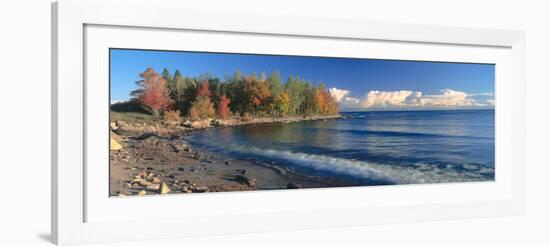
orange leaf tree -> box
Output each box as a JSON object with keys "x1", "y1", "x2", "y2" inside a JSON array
[{"x1": 138, "y1": 68, "x2": 171, "y2": 117}]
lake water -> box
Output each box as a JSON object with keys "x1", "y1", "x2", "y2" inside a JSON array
[{"x1": 186, "y1": 110, "x2": 495, "y2": 186}]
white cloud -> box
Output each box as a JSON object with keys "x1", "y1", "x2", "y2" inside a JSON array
[
  {"x1": 359, "y1": 89, "x2": 494, "y2": 109},
  {"x1": 417, "y1": 89, "x2": 472, "y2": 107},
  {"x1": 361, "y1": 90, "x2": 417, "y2": 108},
  {"x1": 343, "y1": 97, "x2": 360, "y2": 104},
  {"x1": 328, "y1": 88, "x2": 350, "y2": 102}
]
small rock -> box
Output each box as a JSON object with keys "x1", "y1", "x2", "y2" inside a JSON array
[
  {"x1": 145, "y1": 184, "x2": 160, "y2": 190},
  {"x1": 235, "y1": 175, "x2": 256, "y2": 186},
  {"x1": 193, "y1": 152, "x2": 201, "y2": 160},
  {"x1": 138, "y1": 171, "x2": 148, "y2": 178},
  {"x1": 181, "y1": 186, "x2": 190, "y2": 193},
  {"x1": 152, "y1": 177, "x2": 161, "y2": 184},
  {"x1": 146, "y1": 167, "x2": 154, "y2": 170},
  {"x1": 132, "y1": 178, "x2": 153, "y2": 187},
  {"x1": 146, "y1": 172, "x2": 155, "y2": 179},
  {"x1": 287, "y1": 182, "x2": 301, "y2": 189},
  {"x1": 168, "y1": 174, "x2": 176, "y2": 179},
  {"x1": 192, "y1": 186, "x2": 209, "y2": 193},
  {"x1": 137, "y1": 190, "x2": 146, "y2": 196},
  {"x1": 224, "y1": 160, "x2": 231, "y2": 165},
  {"x1": 116, "y1": 120, "x2": 128, "y2": 127},
  {"x1": 240, "y1": 170, "x2": 247, "y2": 175},
  {"x1": 158, "y1": 182, "x2": 171, "y2": 194},
  {"x1": 178, "y1": 167, "x2": 185, "y2": 172}
]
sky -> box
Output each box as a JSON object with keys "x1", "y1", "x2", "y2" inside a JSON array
[{"x1": 110, "y1": 48, "x2": 495, "y2": 111}]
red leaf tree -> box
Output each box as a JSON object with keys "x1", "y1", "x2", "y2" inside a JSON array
[
  {"x1": 138, "y1": 68, "x2": 171, "y2": 117},
  {"x1": 218, "y1": 95, "x2": 231, "y2": 119},
  {"x1": 197, "y1": 80, "x2": 211, "y2": 97}
]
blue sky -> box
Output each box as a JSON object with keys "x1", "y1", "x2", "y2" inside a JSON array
[{"x1": 110, "y1": 49, "x2": 495, "y2": 110}]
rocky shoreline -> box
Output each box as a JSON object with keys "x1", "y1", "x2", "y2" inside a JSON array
[{"x1": 109, "y1": 114, "x2": 343, "y2": 196}]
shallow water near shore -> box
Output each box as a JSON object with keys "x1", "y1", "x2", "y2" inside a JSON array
[{"x1": 186, "y1": 110, "x2": 495, "y2": 187}]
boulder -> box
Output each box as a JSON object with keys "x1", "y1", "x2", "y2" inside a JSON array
[
  {"x1": 190, "y1": 119, "x2": 212, "y2": 129},
  {"x1": 192, "y1": 186, "x2": 209, "y2": 193},
  {"x1": 158, "y1": 182, "x2": 171, "y2": 194},
  {"x1": 110, "y1": 122, "x2": 118, "y2": 131},
  {"x1": 116, "y1": 120, "x2": 128, "y2": 127},
  {"x1": 113, "y1": 125, "x2": 134, "y2": 136},
  {"x1": 182, "y1": 120, "x2": 192, "y2": 128},
  {"x1": 110, "y1": 137, "x2": 122, "y2": 150},
  {"x1": 234, "y1": 175, "x2": 256, "y2": 187},
  {"x1": 152, "y1": 177, "x2": 161, "y2": 184}
]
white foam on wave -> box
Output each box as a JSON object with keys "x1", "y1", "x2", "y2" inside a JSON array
[{"x1": 188, "y1": 137, "x2": 494, "y2": 184}]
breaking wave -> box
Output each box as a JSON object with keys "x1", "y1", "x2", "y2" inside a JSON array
[{"x1": 186, "y1": 138, "x2": 494, "y2": 185}]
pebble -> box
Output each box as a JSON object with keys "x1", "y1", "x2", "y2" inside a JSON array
[{"x1": 137, "y1": 190, "x2": 146, "y2": 196}]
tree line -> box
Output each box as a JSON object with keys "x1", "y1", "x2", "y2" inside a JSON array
[{"x1": 127, "y1": 67, "x2": 339, "y2": 120}]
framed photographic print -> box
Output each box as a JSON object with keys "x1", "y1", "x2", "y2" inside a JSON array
[{"x1": 52, "y1": 0, "x2": 526, "y2": 245}]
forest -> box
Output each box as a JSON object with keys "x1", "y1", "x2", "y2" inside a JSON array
[{"x1": 114, "y1": 67, "x2": 340, "y2": 121}]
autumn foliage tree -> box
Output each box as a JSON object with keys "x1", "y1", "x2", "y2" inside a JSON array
[
  {"x1": 197, "y1": 80, "x2": 211, "y2": 97},
  {"x1": 129, "y1": 68, "x2": 340, "y2": 120},
  {"x1": 218, "y1": 95, "x2": 231, "y2": 119},
  {"x1": 189, "y1": 81, "x2": 215, "y2": 119},
  {"x1": 136, "y1": 68, "x2": 171, "y2": 117}
]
